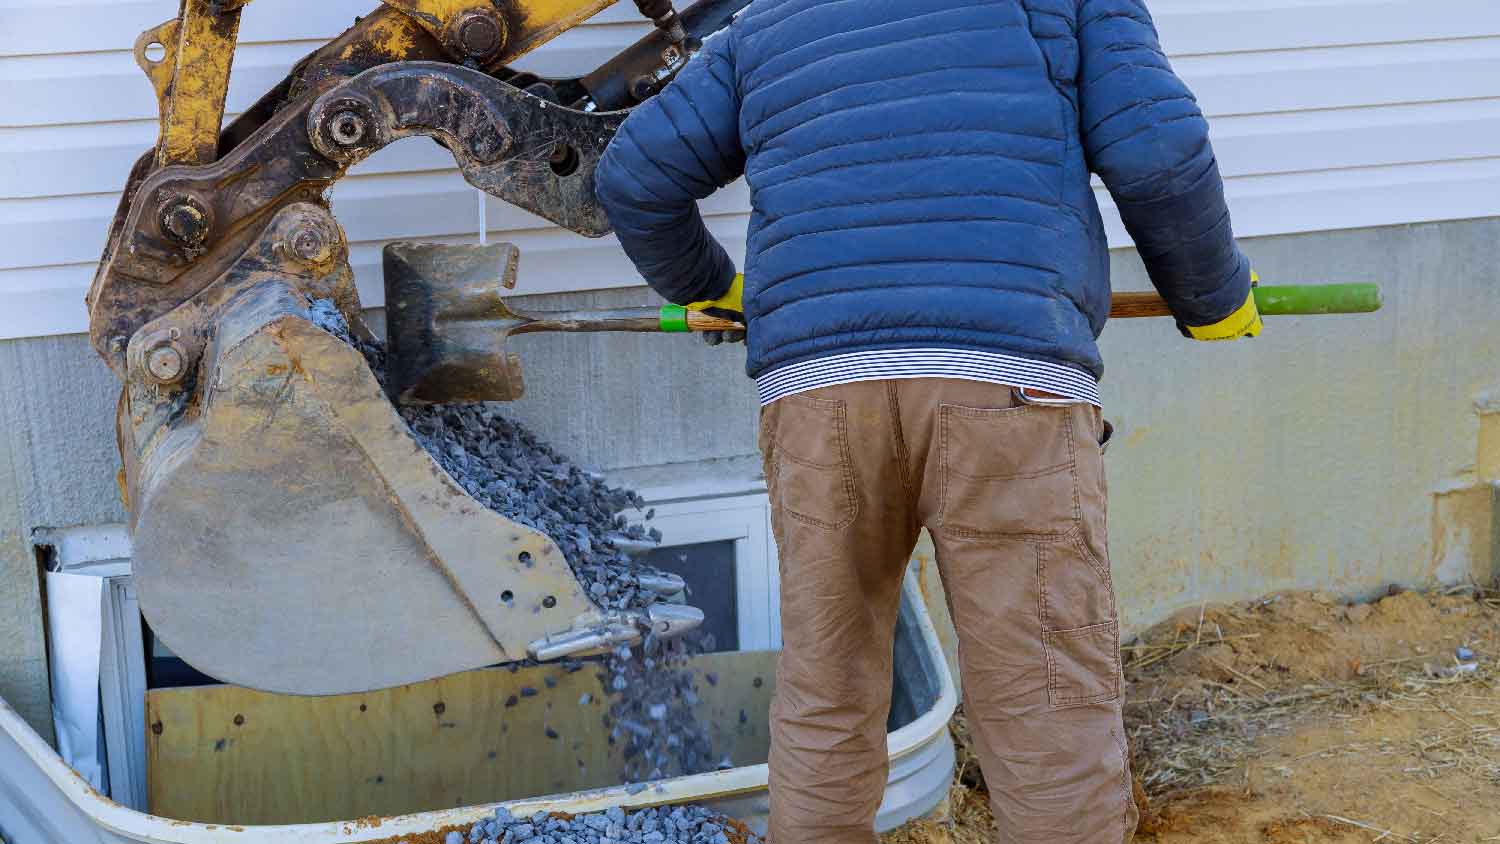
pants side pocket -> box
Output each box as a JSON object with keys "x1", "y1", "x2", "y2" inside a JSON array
[{"x1": 1042, "y1": 619, "x2": 1120, "y2": 709}]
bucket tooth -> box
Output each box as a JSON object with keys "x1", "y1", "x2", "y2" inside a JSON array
[
  {"x1": 644, "y1": 602, "x2": 705, "y2": 636},
  {"x1": 527, "y1": 603, "x2": 706, "y2": 662},
  {"x1": 637, "y1": 572, "x2": 686, "y2": 595}
]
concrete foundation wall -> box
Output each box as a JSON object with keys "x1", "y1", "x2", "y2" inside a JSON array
[
  {"x1": 2, "y1": 217, "x2": 1496, "y2": 739},
  {"x1": 0, "y1": 335, "x2": 126, "y2": 742},
  {"x1": 1104, "y1": 218, "x2": 1499, "y2": 627}
]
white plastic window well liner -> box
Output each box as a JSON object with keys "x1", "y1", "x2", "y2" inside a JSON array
[
  {"x1": 34, "y1": 524, "x2": 133, "y2": 798},
  {"x1": 0, "y1": 569, "x2": 958, "y2": 843}
]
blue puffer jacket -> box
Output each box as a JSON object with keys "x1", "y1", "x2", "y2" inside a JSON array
[{"x1": 594, "y1": 0, "x2": 1250, "y2": 382}]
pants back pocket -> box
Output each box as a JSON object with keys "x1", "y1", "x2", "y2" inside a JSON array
[
  {"x1": 765, "y1": 395, "x2": 856, "y2": 530},
  {"x1": 939, "y1": 403, "x2": 1078, "y2": 538}
]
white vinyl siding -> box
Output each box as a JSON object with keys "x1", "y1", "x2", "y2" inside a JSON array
[{"x1": 2, "y1": 0, "x2": 1498, "y2": 339}]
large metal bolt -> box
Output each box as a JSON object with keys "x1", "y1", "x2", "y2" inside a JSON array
[
  {"x1": 160, "y1": 198, "x2": 208, "y2": 246},
  {"x1": 146, "y1": 344, "x2": 184, "y2": 383},
  {"x1": 279, "y1": 208, "x2": 341, "y2": 267},
  {"x1": 456, "y1": 12, "x2": 506, "y2": 59},
  {"x1": 630, "y1": 75, "x2": 657, "y2": 101},
  {"x1": 138, "y1": 327, "x2": 188, "y2": 386},
  {"x1": 328, "y1": 111, "x2": 367, "y2": 146},
  {"x1": 289, "y1": 224, "x2": 332, "y2": 265}
]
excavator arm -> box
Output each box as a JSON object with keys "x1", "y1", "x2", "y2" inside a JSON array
[
  {"x1": 86, "y1": 0, "x2": 748, "y2": 695},
  {"x1": 89, "y1": 0, "x2": 728, "y2": 374}
]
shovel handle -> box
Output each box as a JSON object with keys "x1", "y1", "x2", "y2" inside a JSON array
[
  {"x1": 1109, "y1": 283, "x2": 1382, "y2": 319},
  {"x1": 507, "y1": 305, "x2": 742, "y2": 334},
  {"x1": 543, "y1": 284, "x2": 1383, "y2": 335},
  {"x1": 667, "y1": 284, "x2": 1383, "y2": 329}
]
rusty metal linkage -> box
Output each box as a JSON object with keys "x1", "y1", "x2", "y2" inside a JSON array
[{"x1": 82, "y1": 0, "x2": 750, "y2": 694}]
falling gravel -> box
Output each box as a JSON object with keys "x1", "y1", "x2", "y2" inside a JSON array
[
  {"x1": 602, "y1": 636, "x2": 722, "y2": 782},
  {"x1": 307, "y1": 300, "x2": 729, "y2": 784}
]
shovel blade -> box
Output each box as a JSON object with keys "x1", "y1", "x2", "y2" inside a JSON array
[{"x1": 384, "y1": 241, "x2": 528, "y2": 405}]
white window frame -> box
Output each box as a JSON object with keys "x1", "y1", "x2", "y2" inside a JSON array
[
  {"x1": 99, "y1": 574, "x2": 148, "y2": 811},
  {"x1": 641, "y1": 492, "x2": 778, "y2": 651}
]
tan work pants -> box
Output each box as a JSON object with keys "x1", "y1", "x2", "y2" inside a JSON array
[{"x1": 760, "y1": 378, "x2": 1136, "y2": 844}]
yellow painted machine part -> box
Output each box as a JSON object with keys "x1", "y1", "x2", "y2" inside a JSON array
[
  {"x1": 137, "y1": 0, "x2": 622, "y2": 168},
  {"x1": 345, "y1": 9, "x2": 429, "y2": 61},
  {"x1": 382, "y1": 0, "x2": 619, "y2": 60},
  {"x1": 134, "y1": 19, "x2": 181, "y2": 129},
  {"x1": 508, "y1": 0, "x2": 621, "y2": 56},
  {"x1": 156, "y1": 0, "x2": 243, "y2": 166}
]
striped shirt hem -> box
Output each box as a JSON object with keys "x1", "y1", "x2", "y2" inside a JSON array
[{"x1": 755, "y1": 348, "x2": 1101, "y2": 407}]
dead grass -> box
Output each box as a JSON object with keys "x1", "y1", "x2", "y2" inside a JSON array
[
  {"x1": 1125, "y1": 583, "x2": 1500, "y2": 798},
  {"x1": 1128, "y1": 583, "x2": 1500, "y2": 843}
]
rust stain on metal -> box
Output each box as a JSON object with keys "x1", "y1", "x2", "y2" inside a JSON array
[
  {"x1": 342, "y1": 12, "x2": 422, "y2": 60},
  {"x1": 361, "y1": 823, "x2": 462, "y2": 844},
  {"x1": 914, "y1": 551, "x2": 932, "y2": 603}
]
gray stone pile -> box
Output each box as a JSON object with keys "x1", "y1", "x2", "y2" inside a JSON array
[
  {"x1": 307, "y1": 300, "x2": 666, "y2": 610},
  {"x1": 307, "y1": 299, "x2": 734, "y2": 784},
  {"x1": 419, "y1": 804, "x2": 760, "y2": 844}
]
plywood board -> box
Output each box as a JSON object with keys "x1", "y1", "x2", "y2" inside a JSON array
[{"x1": 146, "y1": 652, "x2": 776, "y2": 825}]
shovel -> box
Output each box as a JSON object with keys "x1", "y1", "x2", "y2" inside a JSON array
[{"x1": 383, "y1": 241, "x2": 1382, "y2": 404}]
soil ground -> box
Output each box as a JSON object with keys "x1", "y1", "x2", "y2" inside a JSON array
[{"x1": 883, "y1": 586, "x2": 1500, "y2": 843}]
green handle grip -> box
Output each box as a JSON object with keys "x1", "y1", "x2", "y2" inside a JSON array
[
  {"x1": 659, "y1": 304, "x2": 691, "y2": 332},
  {"x1": 1253, "y1": 283, "x2": 1382, "y2": 316}
]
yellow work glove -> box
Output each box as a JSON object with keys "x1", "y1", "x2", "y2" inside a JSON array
[
  {"x1": 1181, "y1": 270, "x2": 1264, "y2": 341},
  {"x1": 686, "y1": 273, "x2": 745, "y2": 346}
]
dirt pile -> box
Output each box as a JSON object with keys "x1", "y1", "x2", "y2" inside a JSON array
[
  {"x1": 883, "y1": 586, "x2": 1500, "y2": 844},
  {"x1": 1124, "y1": 586, "x2": 1495, "y2": 796},
  {"x1": 1126, "y1": 585, "x2": 1500, "y2": 843},
  {"x1": 1128, "y1": 587, "x2": 1486, "y2": 700}
]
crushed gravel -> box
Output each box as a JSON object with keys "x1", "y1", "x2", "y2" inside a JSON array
[
  {"x1": 307, "y1": 299, "x2": 735, "y2": 786},
  {"x1": 306, "y1": 299, "x2": 664, "y2": 611},
  {"x1": 423, "y1": 803, "x2": 761, "y2": 844}
]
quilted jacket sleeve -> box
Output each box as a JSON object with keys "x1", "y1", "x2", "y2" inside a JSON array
[
  {"x1": 594, "y1": 30, "x2": 745, "y2": 306},
  {"x1": 1076, "y1": 0, "x2": 1252, "y2": 327}
]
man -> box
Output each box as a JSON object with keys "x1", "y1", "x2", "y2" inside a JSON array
[{"x1": 595, "y1": 1, "x2": 1259, "y2": 841}]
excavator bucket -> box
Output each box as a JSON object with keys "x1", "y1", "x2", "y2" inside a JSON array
[
  {"x1": 119, "y1": 208, "x2": 697, "y2": 696},
  {"x1": 86, "y1": 0, "x2": 757, "y2": 696}
]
